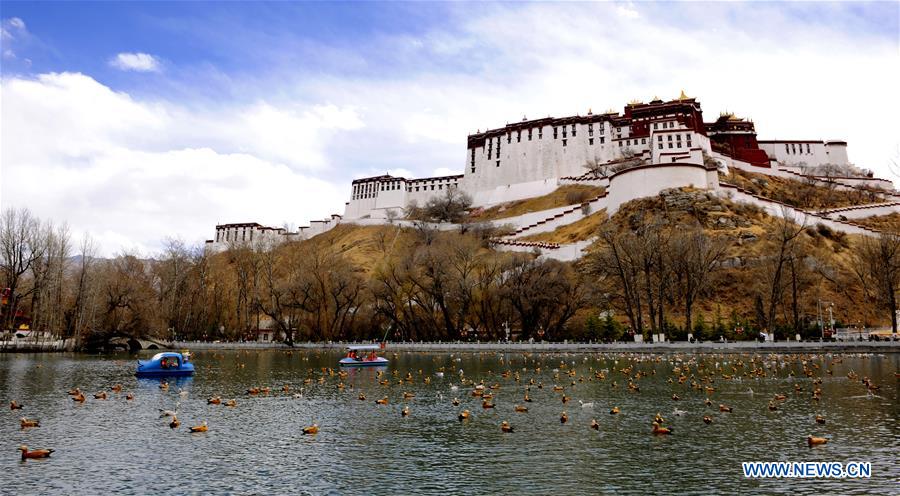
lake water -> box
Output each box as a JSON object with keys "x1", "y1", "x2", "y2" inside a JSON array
[{"x1": 1, "y1": 350, "x2": 897, "y2": 495}]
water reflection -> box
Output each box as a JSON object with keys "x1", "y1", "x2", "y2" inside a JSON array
[{"x1": 0, "y1": 350, "x2": 897, "y2": 495}]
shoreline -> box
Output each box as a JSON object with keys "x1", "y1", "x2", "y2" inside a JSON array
[{"x1": 171, "y1": 340, "x2": 900, "y2": 354}]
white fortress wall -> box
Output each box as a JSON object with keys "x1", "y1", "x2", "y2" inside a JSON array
[
  {"x1": 758, "y1": 140, "x2": 849, "y2": 168},
  {"x1": 606, "y1": 163, "x2": 718, "y2": 214},
  {"x1": 818, "y1": 202, "x2": 900, "y2": 220}
]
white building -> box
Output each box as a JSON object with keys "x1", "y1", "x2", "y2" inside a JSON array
[{"x1": 207, "y1": 93, "x2": 889, "y2": 246}]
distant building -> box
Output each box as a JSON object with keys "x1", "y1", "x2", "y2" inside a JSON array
[{"x1": 342, "y1": 92, "x2": 874, "y2": 220}]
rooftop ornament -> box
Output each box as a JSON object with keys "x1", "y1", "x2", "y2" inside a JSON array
[{"x1": 678, "y1": 89, "x2": 690, "y2": 100}]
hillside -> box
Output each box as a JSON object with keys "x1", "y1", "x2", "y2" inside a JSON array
[
  {"x1": 468, "y1": 185, "x2": 604, "y2": 221},
  {"x1": 723, "y1": 168, "x2": 884, "y2": 209}
]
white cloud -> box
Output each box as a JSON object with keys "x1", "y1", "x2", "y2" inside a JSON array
[
  {"x1": 1, "y1": 72, "x2": 352, "y2": 255},
  {"x1": 110, "y1": 52, "x2": 161, "y2": 72},
  {"x1": 1, "y1": 17, "x2": 28, "y2": 58}
]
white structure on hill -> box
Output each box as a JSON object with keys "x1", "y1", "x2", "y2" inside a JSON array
[
  {"x1": 343, "y1": 92, "x2": 883, "y2": 220},
  {"x1": 206, "y1": 92, "x2": 893, "y2": 255}
]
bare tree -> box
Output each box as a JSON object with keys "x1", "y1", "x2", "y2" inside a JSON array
[
  {"x1": 756, "y1": 207, "x2": 807, "y2": 333},
  {"x1": 670, "y1": 226, "x2": 729, "y2": 333},
  {"x1": 853, "y1": 232, "x2": 900, "y2": 334},
  {"x1": 0, "y1": 208, "x2": 46, "y2": 330}
]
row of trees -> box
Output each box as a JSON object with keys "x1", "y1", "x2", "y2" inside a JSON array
[{"x1": 3, "y1": 203, "x2": 900, "y2": 348}]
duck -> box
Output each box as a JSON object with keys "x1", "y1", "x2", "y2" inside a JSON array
[
  {"x1": 458, "y1": 409, "x2": 471, "y2": 421},
  {"x1": 93, "y1": 391, "x2": 107, "y2": 400},
  {"x1": 10, "y1": 400, "x2": 23, "y2": 410},
  {"x1": 704, "y1": 398, "x2": 712, "y2": 407},
  {"x1": 282, "y1": 384, "x2": 291, "y2": 393},
  {"x1": 768, "y1": 401, "x2": 778, "y2": 411},
  {"x1": 514, "y1": 404, "x2": 528, "y2": 413},
  {"x1": 401, "y1": 406, "x2": 410, "y2": 417},
  {"x1": 18, "y1": 445, "x2": 53, "y2": 460},
  {"x1": 189, "y1": 421, "x2": 208, "y2": 433},
  {"x1": 561, "y1": 395, "x2": 571, "y2": 404},
  {"x1": 159, "y1": 409, "x2": 177, "y2": 418},
  {"x1": 703, "y1": 416, "x2": 713, "y2": 424},
  {"x1": 20, "y1": 418, "x2": 40, "y2": 428},
  {"x1": 72, "y1": 392, "x2": 85, "y2": 403},
  {"x1": 807, "y1": 435, "x2": 828, "y2": 446},
  {"x1": 169, "y1": 416, "x2": 180, "y2": 429},
  {"x1": 815, "y1": 415, "x2": 826, "y2": 424},
  {"x1": 247, "y1": 387, "x2": 260, "y2": 395},
  {"x1": 560, "y1": 411, "x2": 568, "y2": 424},
  {"x1": 452, "y1": 398, "x2": 460, "y2": 406},
  {"x1": 260, "y1": 387, "x2": 271, "y2": 394},
  {"x1": 719, "y1": 404, "x2": 733, "y2": 413},
  {"x1": 671, "y1": 394, "x2": 680, "y2": 401},
  {"x1": 403, "y1": 392, "x2": 415, "y2": 399},
  {"x1": 302, "y1": 424, "x2": 319, "y2": 435},
  {"x1": 501, "y1": 421, "x2": 514, "y2": 433},
  {"x1": 159, "y1": 382, "x2": 169, "y2": 391},
  {"x1": 111, "y1": 384, "x2": 123, "y2": 392},
  {"x1": 654, "y1": 413, "x2": 665, "y2": 424},
  {"x1": 609, "y1": 406, "x2": 620, "y2": 415},
  {"x1": 590, "y1": 419, "x2": 600, "y2": 430},
  {"x1": 224, "y1": 399, "x2": 237, "y2": 407},
  {"x1": 67, "y1": 388, "x2": 81, "y2": 396},
  {"x1": 375, "y1": 397, "x2": 389, "y2": 405},
  {"x1": 651, "y1": 422, "x2": 672, "y2": 435},
  {"x1": 207, "y1": 396, "x2": 221, "y2": 405},
  {"x1": 773, "y1": 394, "x2": 786, "y2": 401},
  {"x1": 358, "y1": 392, "x2": 366, "y2": 401},
  {"x1": 482, "y1": 400, "x2": 495, "y2": 409},
  {"x1": 125, "y1": 393, "x2": 134, "y2": 401}
]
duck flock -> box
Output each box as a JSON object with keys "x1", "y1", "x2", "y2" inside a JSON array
[{"x1": 8, "y1": 350, "x2": 898, "y2": 462}]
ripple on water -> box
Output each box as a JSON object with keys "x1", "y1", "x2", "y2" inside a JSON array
[{"x1": 0, "y1": 350, "x2": 897, "y2": 495}]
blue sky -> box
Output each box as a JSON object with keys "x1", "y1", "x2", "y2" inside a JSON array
[{"x1": 2, "y1": 2, "x2": 898, "y2": 255}]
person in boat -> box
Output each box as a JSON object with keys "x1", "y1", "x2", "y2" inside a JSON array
[
  {"x1": 368, "y1": 351, "x2": 376, "y2": 361},
  {"x1": 160, "y1": 358, "x2": 168, "y2": 369}
]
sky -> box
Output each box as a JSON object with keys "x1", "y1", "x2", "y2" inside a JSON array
[{"x1": 1, "y1": 1, "x2": 898, "y2": 256}]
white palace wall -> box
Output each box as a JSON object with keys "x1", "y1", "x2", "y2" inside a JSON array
[{"x1": 606, "y1": 163, "x2": 718, "y2": 214}]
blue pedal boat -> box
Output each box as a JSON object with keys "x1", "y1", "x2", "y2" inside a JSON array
[
  {"x1": 339, "y1": 345, "x2": 389, "y2": 367},
  {"x1": 136, "y1": 352, "x2": 195, "y2": 377}
]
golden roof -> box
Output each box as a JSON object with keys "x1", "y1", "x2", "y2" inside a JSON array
[{"x1": 678, "y1": 89, "x2": 689, "y2": 100}]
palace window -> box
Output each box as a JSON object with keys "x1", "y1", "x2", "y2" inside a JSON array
[
  {"x1": 539, "y1": 128, "x2": 543, "y2": 139},
  {"x1": 470, "y1": 166, "x2": 475, "y2": 174},
  {"x1": 659, "y1": 143, "x2": 663, "y2": 150},
  {"x1": 588, "y1": 124, "x2": 593, "y2": 137},
  {"x1": 562, "y1": 127, "x2": 567, "y2": 138},
  {"x1": 618, "y1": 141, "x2": 622, "y2": 147},
  {"x1": 471, "y1": 149, "x2": 476, "y2": 168},
  {"x1": 653, "y1": 123, "x2": 658, "y2": 130},
  {"x1": 600, "y1": 137, "x2": 605, "y2": 144},
  {"x1": 806, "y1": 143, "x2": 811, "y2": 153},
  {"x1": 589, "y1": 138, "x2": 594, "y2": 145},
  {"x1": 439, "y1": 184, "x2": 443, "y2": 190},
  {"x1": 562, "y1": 139, "x2": 567, "y2": 147},
  {"x1": 571, "y1": 124, "x2": 576, "y2": 137},
  {"x1": 641, "y1": 138, "x2": 646, "y2": 144},
  {"x1": 553, "y1": 127, "x2": 558, "y2": 139},
  {"x1": 686, "y1": 137, "x2": 692, "y2": 147},
  {"x1": 415, "y1": 187, "x2": 420, "y2": 192},
  {"x1": 517, "y1": 130, "x2": 521, "y2": 143},
  {"x1": 496, "y1": 140, "x2": 501, "y2": 158},
  {"x1": 507, "y1": 133, "x2": 511, "y2": 144},
  {"x1": 785, "y1": 144, "x2": 790, "y2": 153},
  {"x1": 668, "y1": 135, "x2": 672, "y2": 141},
  {"x1": 658, "y1": 135, "x2": 662, "y2": 142},
  {"x1": 528, "y1": 129, "x2": 533, "y2": 141},
  {"x1": 496, "y1": 160, "x2": 500, "y2": 167},
  {"x1": 668, "y1": 142, "x2": 673, "y2": 149}
]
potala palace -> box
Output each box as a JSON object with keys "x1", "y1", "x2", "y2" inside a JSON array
[{"x1": 207, "y1": 93, "x2": 896, "y2": 259}]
